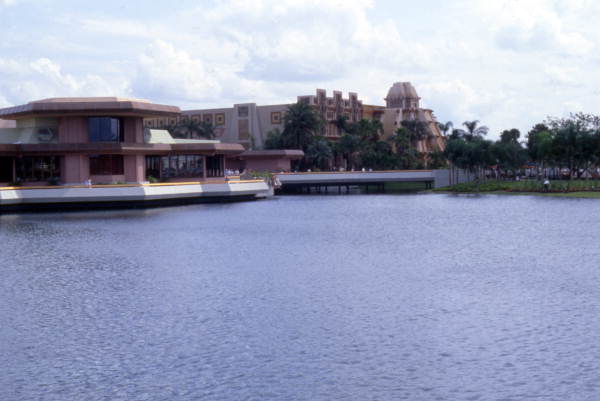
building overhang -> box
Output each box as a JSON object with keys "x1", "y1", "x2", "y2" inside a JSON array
[
  {"x1": 0, "y1": 97, "x2": 181, "y2": 120},
  {"x1": 0, "y1": 142, "x2": 246, "y2": 157},
  {"x1": 237, "y1": 149, "x2": 305, "y2": 160}
]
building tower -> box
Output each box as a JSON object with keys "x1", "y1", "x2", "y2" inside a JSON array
[{"x1": 381, "y1": 82, "x2": 445, "y2": 154}]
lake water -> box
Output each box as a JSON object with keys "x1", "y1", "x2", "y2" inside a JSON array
[{"x1": 2, "y1": 194, "x2": 600, "y2": 401}]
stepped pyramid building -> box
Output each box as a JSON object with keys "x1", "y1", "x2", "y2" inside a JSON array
[{"x1": 379, "y1": 82, "x2": 446, "y2": 153}]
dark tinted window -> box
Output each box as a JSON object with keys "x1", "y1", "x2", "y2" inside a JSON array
[
  {"x1": 206, "y1": 155, "x2": 223, "y2": 177},
  {"x1": 15, "y1": 156, "x2": 61, "y2": 182},
  {"x1": 0, "y1": 157, "x2": 12, "y2": 182},
  {"x1": 145, "y1": 155, "x2": 204, "y2": 179},
  {"x1": 88, "y1": 117, "x2": 123, "y2": 142},
  {"x1": 160, "y1": 155, "x2": 204, "y2": 178},
  {"x1": 89, "y1": 155, "x2": 124, "y2": 175}
]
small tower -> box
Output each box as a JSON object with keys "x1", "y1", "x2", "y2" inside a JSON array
[{"x1": 384, "y1": 82, "x2": 420, "y2": 110}]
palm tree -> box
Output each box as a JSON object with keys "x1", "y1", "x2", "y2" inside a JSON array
[
  {"x1": 281, "y1": 102, "x2": 323, "y2": 150},
  {"x1": 334, "y1": 115, "x2": 350, "y2": 135},
  {"x1": 197, "y1": 121, "x2": 216, "y2": 139},
  {"x1": 173, "y1": 119, "x2": 215, "y2": 139},
  {"x1": 264, "y1": 128, "x2": 284, "y2": 150},
  {"x1": 459, "y1": 120, "x2": 489, "y2": 141},
  {"x1": 437, "y1": 121, "x2": 453, "y2": 136},
  {"x1": 400, "y1": 120, "x2": 430, "y2": 143},
  {"x1": 338, "y1": 133, "x2": 362, "y2": 170},
  {"x1": 354, "y1": 118, "x2": 383, "y2": 143},
  {"x1": 305, "y1": 137, "x2": 333, "y2": 170},
  {"x1": 391, "y1": 127, "x2": 419, "y2": 169}
]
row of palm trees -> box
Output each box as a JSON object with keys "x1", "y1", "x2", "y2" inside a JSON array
[
  {"x1": 265, "y1": 102, "x2": 445, "y2": 170},
  {"x1": 443, "y1": 113, "x2": 600, "y2": 181}
]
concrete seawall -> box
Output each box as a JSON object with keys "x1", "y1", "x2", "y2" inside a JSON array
[{"x1": 0, "y1": 180, "x2": 270, "y2": 210}]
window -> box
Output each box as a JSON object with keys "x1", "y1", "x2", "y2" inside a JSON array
[
  {"x1": 206, "y1": 155, "x2": 223, "y2": 177},
  {"x1": 89, "y1": 155, "x2": 124, "y2": 175},
  {"x1": 147, "y1": 155, "x2": 204, "y2": 179},
  {"x1": 88, "y1": 117, "x2": 124, "y2": 142},
  {"x1": 15, "y1": 156, "x2": 61, "y2": 182},
  {"x1": 145, "y1": 156, "x2": 161, "y2": 180},
  {"x1": 238, "y1": 106, "x2": 249, "y2": 117},
  {"x1": 215, "y1": 113, "x2": 225, "y2": 125},
  {"x1": 238, "y1": 119, "x2": 249, "y2": 139},
  {"x1": 203, "y1": 114, "x2": 213, "y2": 124},
  {"x1": 271, "y1": 112, "x2": 281, "y2": 125}
]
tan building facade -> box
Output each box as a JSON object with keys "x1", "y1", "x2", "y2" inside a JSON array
[{"x1": 144, "y1": 82, "x2": 445, "y2": 153}]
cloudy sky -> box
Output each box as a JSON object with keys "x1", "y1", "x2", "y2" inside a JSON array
[{"x1": 1, "y1": 0, "x2": 599, "y2": 138}]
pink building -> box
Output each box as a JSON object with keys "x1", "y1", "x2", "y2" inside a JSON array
[{"x1": 0, "y1": 97, "x2": 245, "y2": 186}]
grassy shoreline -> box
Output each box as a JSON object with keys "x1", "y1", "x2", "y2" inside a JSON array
[{"x1": 433, "y1": 180, "x2": 600, "y2": 198}]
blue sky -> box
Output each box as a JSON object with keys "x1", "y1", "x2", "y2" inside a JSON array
[{"x1": 1, "y1": 0, "x2": 599, "y2": 138}]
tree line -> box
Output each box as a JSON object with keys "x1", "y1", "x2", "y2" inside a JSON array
[
  {"x1": 165, "y1": 102, "x2": 600, "y2": 179},
  {"x1": 444, "y1": 113, "x2": 600, "y2": 180},
  {"x1": 264, "y1": 102, "x2": 446, "y2": 171}
]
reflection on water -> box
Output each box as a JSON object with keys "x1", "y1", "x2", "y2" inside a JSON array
[{"x1": 2, "y1": 194, "x2": 600, "y2": 401}]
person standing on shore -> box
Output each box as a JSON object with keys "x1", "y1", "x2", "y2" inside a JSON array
[{"x1": 543, "y1": 179, "x2": 550, "y2": 192}]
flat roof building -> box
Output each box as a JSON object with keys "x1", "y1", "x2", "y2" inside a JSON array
[{"x1": 0, "y1": 97, "x2": 242, "y2": 186}]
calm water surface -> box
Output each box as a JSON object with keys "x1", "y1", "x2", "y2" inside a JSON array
[{"x1": 2, "y1": 194, "x2": 600, "y2": 401}]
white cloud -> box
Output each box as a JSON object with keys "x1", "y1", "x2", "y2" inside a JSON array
[
  {"x1": 0, "y1": 94, "x2": 10, "y2": 108},
  {"x1": 132, "y1": 40, "x2": 222, "y2": 104},
  {"x1": 78, "y1": 17, "x2": 154, "y2": 38},
  {"x1": 0, "y1": 57, "x2": 130, "y2": 105},
  {"x1": 474, "y1": 0, "x2": 595, "y2": 56},
  {"x1": 420, "y1": 80, "x2": 483, "y2": 125}
]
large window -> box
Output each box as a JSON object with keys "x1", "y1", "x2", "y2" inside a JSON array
[
  {"x1": 89, "y1": 155, "x2": 124, "y2": 175},
  {"x1": 145, "y1": 155, "x2": 161, "y2": 179},
  {"x1": 145, "y1": 155, "x2": 204, "y2": 179},
  {"x1": 88, "y1": 117, "x2": 124, "y2": 142},
  {"x1": 15, "y1": 156, "x2": 60, "y2": 182},
  {"x1": 206, "y1": 155, "x2": 224, "y2": 177}
]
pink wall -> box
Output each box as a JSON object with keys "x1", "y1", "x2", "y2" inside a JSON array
[
  {"x1": 124, "y1": 154, "x2": 145, "y2": 183},
  {"x1": 245, "y1": 159, "x2": 292, "y2": 172},
  {"x1": 58, "y1": 117, "x2": 87, "y2": 143},
  {"x1": 225, "y1": 158, "x2": 244, "y2": 171},
  {"x1": 62, "y1": 155, "x2": 89, "y2": 184},
  {"x1": 123, "y1": 117, "x2": 144, "y2": 143},
  {"x1": 89, "y1": 174, "x2": 125, "y2": 184}
]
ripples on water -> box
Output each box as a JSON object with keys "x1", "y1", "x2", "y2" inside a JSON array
[{"x1": 2, "y1": 194, "x2": 600, "y2": 400}]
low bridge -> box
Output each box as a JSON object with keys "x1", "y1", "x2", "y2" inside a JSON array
[{"x1": 276, "y1": 169, "x2": 469, "y2": 193}]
